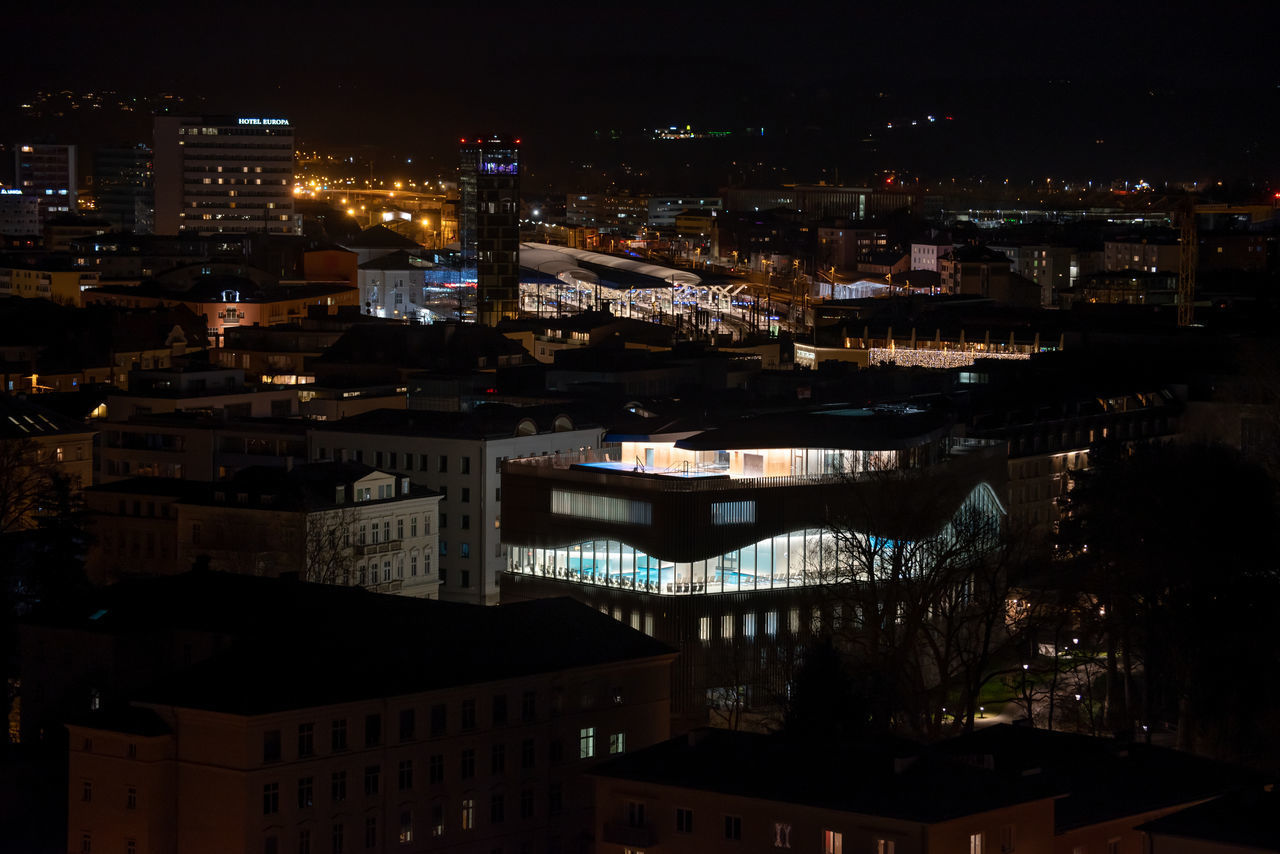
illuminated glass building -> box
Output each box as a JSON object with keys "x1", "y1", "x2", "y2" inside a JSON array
[
  {"x1": 500, "y1": 404, "x2": 1007, "y2": 723},
  {"x1": 153, "y1": 115, "x2": 296, "y2": 235},
  {"x1": 460, "y1": 136, "x2": 520, "y2": 325}
]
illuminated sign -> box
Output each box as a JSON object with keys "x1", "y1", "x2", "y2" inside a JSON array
[
  {"x1": 480, "y1": 161, "x2": 518, "y2": 174},
  {"x1": 238, "y1": 118, "x2": 290, "y2": 126}
]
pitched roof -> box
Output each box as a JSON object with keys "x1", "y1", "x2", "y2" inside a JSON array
[
  {"x1": 0, "y1": 393, "x2": 95, "y2": 439},
  {"x1": 591, "y1": 728, "x2": 1061, "y2": 823},
  {"x1": 340, "y1": 225, "x2": 424, "y2": 250},
  {"x1": 357, "y1": 249, "x2": 432, "y2": 271},
  {"x1": 1138, "y1": 786, "x2": 1280, "y2": 851},
  {"x1": 30, "y1": 572, "x2": 674, "y2": 715},
  {"x1": 935, "y1": 725, "x2": 1260, "y2": 832}
]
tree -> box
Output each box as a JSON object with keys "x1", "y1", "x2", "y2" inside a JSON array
[
  {"x1": 0, "y1": 437, "x2": 62, "y2": 536},
  {"x1": 807, "y1": 462, "x2": 1020, "y2": 739},
  {"x1": 1056, "y1": 440, "x2": 1280, "y2": 759},
  {"x1": 304, "y1": 506, "x2": 357, "y2": 586}
]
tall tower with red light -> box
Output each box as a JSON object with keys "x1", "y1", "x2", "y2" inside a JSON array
[{"x1": 459, "y1": 135, "x2": 520, "y2": 325}]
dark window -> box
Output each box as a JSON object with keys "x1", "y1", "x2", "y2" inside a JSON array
[
  {"x1": 365, "y1": 713, "x2": 381, "y2": 747},
  {"x1": 521, "y1": 691, "x2": 535, "y2": 722},
  {"x1": 461, "y1": 456, "x2": 471, "y2": 474},
  {"x1": 460, "y1": 749, "x2": 475, "y2": 780},
  {"x1": 492, "y1": 694, "x2": 508, "y2": 725},
  {"x1": 428, "y1": 754, "x2": 443, "y2": 785},
  {"x1": 549, "y1": 738, "x2": 563, "y2": 764},
  {"x1": 548, "y1": 782, "x2": 562, "y2": 816},
  {"x1": 364, "y1": 765, "x2": 380, "y2": 796},
  {"x1": 263, "y1": 782, "x2": 279, "y2": 815},
  {"x1": 331, "y1": 771, "x2": 347, "y2": 802},
  {"x1": 490, "y1": 793, "x2": 505, "y2": 823},
  {"x1": 438, "y1": 456, "x2": 448, "y2": 473},
  {"x1": 461, "y1": 700, "x2": 476, "y2": 731},
  {"x1": 297, "y1": 777, "x2": 313, "y2": 809},
  {"x1": 331, "y1": 719, "x2": 347, "y2": 751},
  {"x1": 297, "y1": 723, "x2": 314, "y2": 757},
  {"x1": 461, "y1": 488, "x2": 471, "y2": 503},
  {"x1": 724, "y1": 815, "x2": 742, "y2": 840},
  {"x1": 520, "y1": 789, "x2": 534, "y2": 819},
  {"x1": 263, "y1": 730, "x2": 281, "y2": 763},
  {"x1": 521, "y1": 738, "x2": 535, "y2": 770},
  {"x1": 364, "y1": 816, "x2": 377, "y2": 849},
  {"x1": 430, "y1": 704, "x2": 446, "y2": 736},
  {"x1": 399, "y1": 708, "x2": 416, "y2": 741},
  {"x1": 419, "y1": 454, "x2": 429, "y2": 470},
  {"x1": 398, "y1": 760, "x2": 413, "y2": 791},
  {"x1": 491, "y1": 744, "x2": 505, "y2": 774},
  {"x1": 676, "y1": 808, "x2": 694, "y2": 833}
]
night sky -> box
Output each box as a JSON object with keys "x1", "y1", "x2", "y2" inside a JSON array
[{"x1": 6, "y1": 2, "x2": 1280, "y2": 188}]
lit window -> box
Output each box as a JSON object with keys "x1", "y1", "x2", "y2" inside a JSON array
[
  {"x1": 774, "y1": 823, "x2": 792, "y2": 848},
  {"x1": 461, "y1": 799, "x2": 475, "y2": 830},
  {"x1": 579, "y1": 726, "x2": 596, "y2": 759},
  {"x1": 824, "y1": 830, "x2": 843, "y2": 854},
  {"x1": 970, "y1": 833, "x2": 984, "y2": 854},
  {"x1": 877, "y1": 840, "x2": 895, "y2": 854}
]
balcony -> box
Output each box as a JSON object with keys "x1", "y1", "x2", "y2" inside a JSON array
[
  {"x1": 355, "y1": 540, "x2": 403, "y2": 556},
  {"x1": 601, "y1": 822, "x2": 657, "y2": 848}
]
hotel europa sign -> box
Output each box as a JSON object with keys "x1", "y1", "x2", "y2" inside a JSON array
[{"x1": 237, "y1": 118, "x2": 290, "y2": 126}]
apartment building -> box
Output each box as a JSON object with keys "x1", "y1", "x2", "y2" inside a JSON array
[
  {"x1": 57, "y1": 576, "x2": 675, "y2": 854},
  {"x1": 309, "y1": 405, "x2": 604, "y2": 606}
]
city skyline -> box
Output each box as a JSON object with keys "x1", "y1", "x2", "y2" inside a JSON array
[{"x1": 4, "y1": 4, "x2": 1279, "y2": 187}]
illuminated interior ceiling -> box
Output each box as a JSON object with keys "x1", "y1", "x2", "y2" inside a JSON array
[{"x1": 520, "y1": 243, "x2": 701, "y2": 290}]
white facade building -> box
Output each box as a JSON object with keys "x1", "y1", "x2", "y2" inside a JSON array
[
  {"x1": 911, "y1": 236, "x2": 955, "y2": 272},
  {"x1": 310, "y1": 408, "x2": 604, "y2": 606},
  {"x1": 356, "y1": 250, "x2": 431, "y2": 320}
]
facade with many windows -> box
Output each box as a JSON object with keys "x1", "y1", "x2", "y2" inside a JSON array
[
  {"x1": 152, "y1": 115, "x2": 296, "y2": 236},
  {"x1": 63, "y1": 585, "x2": 674, "y2": 854},
  {"x1": 309, "y1": 406, "x2": 603, "y2": 606},
  {"x1": 173, "y1": 463, "x2": 441, "y2": 597}
]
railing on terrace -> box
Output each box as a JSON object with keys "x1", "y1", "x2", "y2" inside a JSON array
[{"x1": 504, "y1": 441, "x2": 1004, "y2": 492}]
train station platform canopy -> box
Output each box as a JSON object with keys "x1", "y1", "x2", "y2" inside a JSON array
[{"x1": 520, "y1": 243, "x2": 702, "y2": 290}]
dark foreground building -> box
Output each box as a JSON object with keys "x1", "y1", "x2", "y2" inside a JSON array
[{"x1": 28, "y1": 573, "x2": 674, "y2": 854}]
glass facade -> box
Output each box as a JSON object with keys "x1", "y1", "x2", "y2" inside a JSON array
[{"x1": 507, "y1": 482, "x2": 1003, "y2": 595}]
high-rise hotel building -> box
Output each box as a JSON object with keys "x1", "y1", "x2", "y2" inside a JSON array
[
  {"x1": 153, "y1": 115, "x2": 296, "y2": 236},
  {"x1": 459, "y1": 136, "x2": 520, "y2": 325}
]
